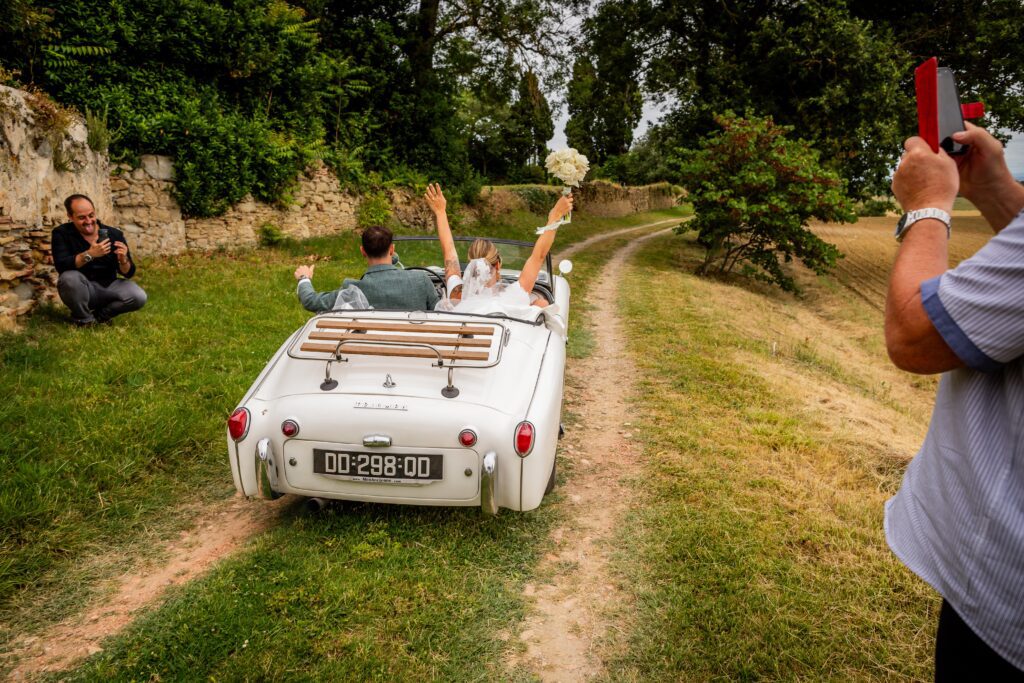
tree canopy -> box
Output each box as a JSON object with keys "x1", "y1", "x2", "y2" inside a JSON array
[
  {"x1": 3, "y1": 0, "x2": 1024, "y2": 215},
  {"x1": 0, "y1": 0, "x2": 573, "y2": 215},
  {"x1": 587, "y1": 0, "x2": 1024, "y2": 199},
  {"x1": 680, "y1": 112, "x2": 855, "y2": 293}
]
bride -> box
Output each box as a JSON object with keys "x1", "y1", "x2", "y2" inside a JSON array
[{"x1": 424, "y1": 183, "x2": 573, "y2": 316}]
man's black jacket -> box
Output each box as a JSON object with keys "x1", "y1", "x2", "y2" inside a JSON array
[{"x1": 51, "y1": 222, "x2": 137, "y2": 286}]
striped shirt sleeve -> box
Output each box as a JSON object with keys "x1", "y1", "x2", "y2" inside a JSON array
[{"x1": 925, "y1": 212, "x2": 1024, "y2": 369}]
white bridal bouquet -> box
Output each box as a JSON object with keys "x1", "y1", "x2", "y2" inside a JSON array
[{"x1": 541, "y1": 148, "x2": 589, "y2": 230}]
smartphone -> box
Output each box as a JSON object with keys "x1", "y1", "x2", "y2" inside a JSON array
[{"x1": 936, "y1": 67, "x2": 968, "y2": 155}]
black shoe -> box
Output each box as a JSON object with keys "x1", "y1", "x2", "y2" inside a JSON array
[{"x1": 72, "y1": 318, "x2": 98, "y2": 328}]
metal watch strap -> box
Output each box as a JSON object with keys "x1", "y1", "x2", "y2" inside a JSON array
[
  {"x1": 82, "y1": 251, "x2": 93, "y2": 263},
  {"x1": 896, "y1": 208, "x2": 951, "y2": 242}
]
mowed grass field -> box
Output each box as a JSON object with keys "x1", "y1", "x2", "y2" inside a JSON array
[
  {"x1": 596, "y1": 213, "x2": 994, "y2": 680},
  {"x1": 0, "y1": 205, "x2": 689, "y2": 679}
]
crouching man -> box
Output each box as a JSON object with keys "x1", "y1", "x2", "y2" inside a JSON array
[{"x1": 51, "y1": 194, "x2": 147, "y2": 326}]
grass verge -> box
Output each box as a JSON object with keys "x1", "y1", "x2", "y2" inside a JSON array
[{"x1": 598, "y1": 231, "x2": 938, "y2": 680}]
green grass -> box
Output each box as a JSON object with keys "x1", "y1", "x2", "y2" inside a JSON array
[
  {"x1": 597, "y1": 234, "x2": 937, "y2": 681},
  {"x1": 53, "y1": 503, "x2": 555, "y2": 682},
  {"x1": 0, "y1": 206, "x2": 690, "y2": 674}
]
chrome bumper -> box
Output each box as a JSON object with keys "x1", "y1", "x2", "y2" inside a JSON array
[
  {"x1": 255, "y1": 437, "x2": 282, "y2": 500},
  {"x1": 481, "y1": 451, "x2": 498, "y2": 515}
]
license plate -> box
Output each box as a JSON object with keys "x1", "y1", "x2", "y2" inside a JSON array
[{"x1": 313, "y1": 449, "x2": 442, "y2": 483}]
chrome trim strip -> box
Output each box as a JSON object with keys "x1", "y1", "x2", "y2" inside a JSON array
[
  {"x1": 481, "y1": 451, "x2": 498, "y2": 516},
  {"x1": 255, "y1": 437, "x2": 280, "y2": 500},
  {"x1": 363, "y1": 434, "x2": 392, "y2": 448}
]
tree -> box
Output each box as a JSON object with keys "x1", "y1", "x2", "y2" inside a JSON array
[
  {"x1": 297, "y1": 0, "x2": 572, "y2": 193},
  {"x1": 508, "y1": 70, "x2": 554, "y2": 168},
  {"x1": 679, "y1": 112, "x2": 855, "y2": 293},
  {"x1": 636, "y1": 0, "x2": 910, "y2": 198},
  {"x1": 564, "y1": 1, "x2": 644, "y2": 165},
  {"x1": 565, "y1": 56, "x2": 599, "y2": 161},
  {"x1": 847, "y1": 0, "x2": 1024, "y2": 135}
]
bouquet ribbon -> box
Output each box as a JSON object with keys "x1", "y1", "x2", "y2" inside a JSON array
[{"x1": 536, "y1": 218, "x2": 567, "y2": 235}]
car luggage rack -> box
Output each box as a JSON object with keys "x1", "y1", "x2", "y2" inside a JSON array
[{"x1": 288, "y1": 313, "x2": 510, "y2": 398}]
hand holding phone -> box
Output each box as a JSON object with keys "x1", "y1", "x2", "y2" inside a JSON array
[{"x1": 915, "y1": 58, "x2": 982, "y2": 156}]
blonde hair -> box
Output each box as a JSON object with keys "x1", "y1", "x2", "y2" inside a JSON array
[{"x1": 467, "y1": 238, "x2": 500, "y2": 266}]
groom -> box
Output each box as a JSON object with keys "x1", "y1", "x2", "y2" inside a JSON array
[{"x1": 294, "y1": 225, "x2": 439, "y2": 311}]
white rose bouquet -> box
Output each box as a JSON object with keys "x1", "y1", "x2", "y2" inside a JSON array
[{"x1": 543, "y1": 148, "x2": 589, "y2": 227}]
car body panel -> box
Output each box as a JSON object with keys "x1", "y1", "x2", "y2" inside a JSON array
[{"x1": 227, "y1": 238, "x2": 570, "y2": 513}]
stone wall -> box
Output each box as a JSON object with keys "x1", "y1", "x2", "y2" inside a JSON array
[
  {"x1": 574, "y1": 180, "x2": 679, "y2": 217},
  {"x1": 0, "y1": 85, "x2": 111, "y2": 330},
  {"x1": 1, "y1": 83, "x2": 682, "y2": 330},
  {"x1": 0, "y1": 215, "x2": 57, "y2": 332},
  {"x1": 473, "y1": 181, "x2": 680, "y2": 222},
  {"x1": 183, "y1": 163, "x2": 360, "y2": 251},
  {"x1": 0, "y1": 85, "x2": 112, "y2": 227},
  {"x1": 110, "y1": 156, "x2": 186, "y2": 255}
]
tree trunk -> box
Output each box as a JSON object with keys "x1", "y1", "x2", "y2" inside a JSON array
[{"x1": 406, "y1": 0, "x2": 440, "y2": 89}]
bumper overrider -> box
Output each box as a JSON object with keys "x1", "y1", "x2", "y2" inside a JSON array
[{"x1": 255, "y1": 437, "x2": 283, "y2": 500}]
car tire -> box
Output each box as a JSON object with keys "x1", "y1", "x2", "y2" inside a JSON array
[{"x1": 545, "y1": 458, "x2": 557, "y2": 495}]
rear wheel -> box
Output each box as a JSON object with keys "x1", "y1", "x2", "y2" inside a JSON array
[{"x1": 545, "y1": 458, "x2": 557, "y2": 495}]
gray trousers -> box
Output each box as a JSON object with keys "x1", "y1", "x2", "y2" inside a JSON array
[{"x1": 57, "y1": 270, "x2": 147, "y2": 323}]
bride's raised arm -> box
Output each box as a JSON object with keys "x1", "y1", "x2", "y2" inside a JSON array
[
  {"x1": 424, "y1": 183, "x2": 461, "y2": 285},
  {"x1": 519, "y1": 193, "x2": 573, "y2": 294}
]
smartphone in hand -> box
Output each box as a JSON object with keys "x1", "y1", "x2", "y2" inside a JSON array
[
  {"x1": 916, "y1": 58, "x2": 969, "y2": 155},
  {"x1": 936, "y1": 67, "x2": 968, "y2": 155}
]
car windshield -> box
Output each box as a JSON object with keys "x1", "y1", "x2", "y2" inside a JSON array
[{"x1": 392, "y1": 236, "x2": 552, "y2": 285}]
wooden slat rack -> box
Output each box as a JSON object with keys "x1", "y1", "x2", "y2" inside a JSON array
[{"x1": 290, "y1": 315, "x2": 506, "y2": 367}]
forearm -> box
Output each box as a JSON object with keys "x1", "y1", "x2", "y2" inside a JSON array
[
  {"x1": 118, "y1": 257, "x2": 136, "y2": 278},
  {"x1": 884, "y1": 220, "x2": 962, "y2": 373},
  {"x1": 519, "y1": 227, "x2": 559, "y2": 292},
  {"x1": 968, "y1": 180, "x2": 1024, "y2": 233},
  {"x1": 297, "y1": 279, "x2": 336, "y2": 312},
  {"x1": 433, "y1": 210, "x2": 460, "y2": 278}
]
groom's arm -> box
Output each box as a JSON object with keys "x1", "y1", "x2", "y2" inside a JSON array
[{"x1": 294, "y1": 264, "x2": 338, "y2": 312}]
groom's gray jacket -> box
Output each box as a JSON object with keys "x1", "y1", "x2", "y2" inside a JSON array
[{"x1": 298, "y1": 264, "x2": 439, "y2": 311}]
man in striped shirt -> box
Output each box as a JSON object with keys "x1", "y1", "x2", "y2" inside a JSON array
[{"x1": 887, "y1": 122, "x2": 1024, "y2": 679}]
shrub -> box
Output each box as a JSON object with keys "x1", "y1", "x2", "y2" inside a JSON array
[
  {"x1": 513, "y1": 186, "x2": 558, "y2": 215},
  {"x1": 856, "y1": 197, "x2": 897, "y2": 217},
  {"x1": 357, "y1": 190, "x2": 392, "y2": 228},
  {"x1": 508, "y1": 163, "x2": 546, "y2": 184},
  {"x1": 85, "y1": 105, "x2": 117, "y2": 152},
  {"x1": 257, "y1": 222, "x2": 289, "y2": 247},
  {"x1": 452, "y1": 170, "x2": 485, "y2": 207},
  {"x1": 679, "y1": 112, "x2": 855, "y2": 293}
]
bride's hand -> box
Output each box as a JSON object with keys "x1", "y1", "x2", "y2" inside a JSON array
[
  {"x1": 424, "y1": 183, "x2": 447, "y2": 215},
  {"x1": 549, "y1": 193, "x2": 573, "y2": 221}
]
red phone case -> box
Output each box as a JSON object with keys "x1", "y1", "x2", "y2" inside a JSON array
[{"x1": 915, "y1": 58, "x2": 940, "y2": 152}]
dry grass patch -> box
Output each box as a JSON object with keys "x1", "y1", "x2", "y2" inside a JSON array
[{"x1": 599, "y1": 229, "x2": 946, "y2": 680}]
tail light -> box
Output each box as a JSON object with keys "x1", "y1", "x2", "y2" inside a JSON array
[
  {"x1": 281, "y1": 419, "x2": 300, "y2": 438},
  {"x1": 514, "y1": 421, "x2": 535, "y2": 457},
  {"x1": 459, "y1": 429, "x2": 477, "y2": 447},
  {"x1": 228, "y1": 408, "x2": 249, "y2": 441}
]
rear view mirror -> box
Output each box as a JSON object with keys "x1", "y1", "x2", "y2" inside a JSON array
[{"x1": 558, "y1": 259, "x2": 573, "y2": 275}]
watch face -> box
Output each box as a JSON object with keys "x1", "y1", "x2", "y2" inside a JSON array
[{"x1": 895, "y1": 214, "x2": 908, "y2": 235}]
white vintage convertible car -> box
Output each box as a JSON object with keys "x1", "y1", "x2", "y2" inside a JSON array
[{"x1": 227, "y1": 236, "x2": 571, "y2": 514}]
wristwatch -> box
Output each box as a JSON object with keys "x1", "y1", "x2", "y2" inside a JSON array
[
  {"x1": 895, "y1": 208, "x2": 951, "y2": 242},
  {"x1": 82, "y1": 251, "x2": 93, "y2": 263}
]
